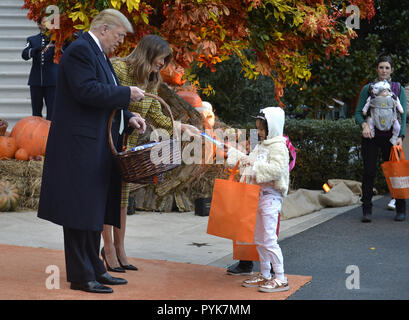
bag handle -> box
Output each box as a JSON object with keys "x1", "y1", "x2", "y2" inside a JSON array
[
  {"x1": 390, "y1": 145, "x2": 406, "y2": 162},
  {"x1": 227, "y1": 161, "x2": 240, "y2": 181}
]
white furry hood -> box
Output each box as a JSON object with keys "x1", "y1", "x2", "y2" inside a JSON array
[{"x1": 261, "y1": 107, "x2": 285, "y2": 139}]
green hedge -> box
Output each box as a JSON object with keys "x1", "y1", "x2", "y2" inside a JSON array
[{"x1": 284, "y1": 118, "x2": 388, "y2": 193}]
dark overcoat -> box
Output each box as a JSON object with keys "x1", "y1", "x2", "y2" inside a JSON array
[{"x1": 38, "y1": 32, "x2": 134, "y2": 231}]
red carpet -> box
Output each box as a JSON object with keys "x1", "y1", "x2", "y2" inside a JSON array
[{"x1": 0, "y1": 244, "x2": 311, "y2": 300}]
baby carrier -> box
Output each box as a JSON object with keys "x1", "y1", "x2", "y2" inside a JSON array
[{"x1": 368, "y1": 82, "x2": 401, "y2": 131}]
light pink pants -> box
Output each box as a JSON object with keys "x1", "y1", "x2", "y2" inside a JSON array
[{"x1": 254, "y1": 187, "x2": 284, "y2": 278}]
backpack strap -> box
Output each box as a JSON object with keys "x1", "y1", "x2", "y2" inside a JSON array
[
  {"x1": 391, "y1": 82, "x2": 401, "y2": 100},
  {"x1": 283, "y1": 134, "x2": 296, "y2": 172}
]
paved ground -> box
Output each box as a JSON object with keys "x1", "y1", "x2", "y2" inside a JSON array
[
  {"x1": 5, "y1": 195, "x2": 407, "y2": 300},
  {"x1": 281, "y1": 196, "x2": 409, "y2": 300},
  {"x1": 0, "y1": 200, "x2": 365, "y2": 268}
]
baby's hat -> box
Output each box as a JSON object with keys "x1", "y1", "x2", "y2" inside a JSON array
[{"x1": 372, "y1": 80, "x2": 391, "y2": 95}]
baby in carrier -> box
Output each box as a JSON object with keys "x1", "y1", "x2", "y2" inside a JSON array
[{"x1": 362, "y1": 80, "x2": 404, "y2": 145}]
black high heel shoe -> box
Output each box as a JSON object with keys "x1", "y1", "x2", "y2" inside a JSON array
[
  {"x1": 118, "y1": 258, "x2": 138, "y2": 271},
  {"x1": 101, "y1": 247, "x2": 126, "y2": 273}
]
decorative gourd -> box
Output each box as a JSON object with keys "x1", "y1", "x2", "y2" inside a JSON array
[
  {"x1": 10, "y1": 116, "x2": 50, "y2": 157},
  {"x1": 0, "y1": 119, "x2": 8, "y2": 136},
  {"x1": 15, "y1": 148, "x2": 29, "y2": 161},
  {"x1": 0, "y1": 181, "x2": 19, "y2": 212},
  {"x1": 0, "y1": 136, "x2": 17, "y2": 159},
  {"x1": 176, "y1": 90, "x2": 202, "y2": 108}
]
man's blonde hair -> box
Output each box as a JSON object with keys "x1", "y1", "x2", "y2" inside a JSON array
[{"x1": 90, "y1": 9, "x2": 133, "y2": 33}]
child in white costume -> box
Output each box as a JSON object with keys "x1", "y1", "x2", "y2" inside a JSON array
[
  {"x1": 362, "y1": 80, "x2": 404, "y2": 145},
  {"x1": 226, "y1": 107, "x2": 290, "y2": 293}
]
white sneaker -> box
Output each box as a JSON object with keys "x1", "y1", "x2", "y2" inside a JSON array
[
  {"x1": 387, "y1": 199, "x2": 396, "y2": 210},
  {"x1": 258, "y1": 278, "x2": 290, "y2": 293}
]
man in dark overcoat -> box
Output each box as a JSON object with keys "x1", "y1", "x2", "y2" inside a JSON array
[{"x1": 37, "y1": 9, "x2": 146, "y2": 294}]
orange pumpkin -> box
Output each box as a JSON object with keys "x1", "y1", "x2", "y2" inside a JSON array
[
  {"x1": 176, "y1": 91, "x2": 202, "y2": 108},
  {"x1": 10, "y1": 116, "x2": 50, "y2": 157},
  {"x1": 0, "y1": 136, "x2": 17, "y2": 159},
  {"x1": 160, "y1": 65, "x2": 186, "y2": 86},
  {"x1": 15, "y1": 148, "x2": 29, "y2": 161}
]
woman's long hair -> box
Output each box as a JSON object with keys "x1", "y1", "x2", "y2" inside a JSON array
[{"x1": 119, "y1": 35, "x2": 172, "y2": 92}]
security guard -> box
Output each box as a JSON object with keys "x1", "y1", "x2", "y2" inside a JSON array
[{"x1": 22, "y1": 15, "x2": 58, "y2": 120}]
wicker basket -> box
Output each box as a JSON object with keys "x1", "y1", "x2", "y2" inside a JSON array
[{"x1": 107, "y1": 93, "x2": 181, "y2": 184}]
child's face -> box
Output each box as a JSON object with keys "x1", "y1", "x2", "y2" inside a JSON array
[{"x1": 256, "y1": 119, "x2": 267, "y2": 142}]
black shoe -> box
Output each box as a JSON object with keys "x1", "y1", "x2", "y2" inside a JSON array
[
  {"x1": 101, "y1": 247, "x2": 126, "y2": 273},
  {"x1": 96, "y1": 272, "x2": 128, "y2": 285},
  {"x1": 118, "y1": 259, "x2": 138, "y2": 271},
  {"x1": 70, "y1": 280, "x2": 113, "y2": 293},
  {"x1": 394, "y1": 212, "x2": 406, "y2": 221},
  {"x1": 361, "y1": 214, "x2": 372, "y2": 223},
  {"x1": 227, "y1": 261, "x2": 254, "y2": 276}
]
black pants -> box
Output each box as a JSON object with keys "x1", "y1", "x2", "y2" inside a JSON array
[
  {"x1": 30, "y1": 85, "x2": 56, "y2": 120},
  {"x1": 63, "y1": 227, "x2": 106, "y2": 283},
  {"x1": 361, "y1": 135, "x2": 406, "y2": 214}
]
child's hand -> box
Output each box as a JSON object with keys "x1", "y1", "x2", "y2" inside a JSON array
[{"x1": 240, "y1": 157, "x2": 253, "y2": 167}]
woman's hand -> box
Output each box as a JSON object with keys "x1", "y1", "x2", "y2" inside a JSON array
[
  {"x1": 181, "y1": 123, "x2": 201, "y2": 138},
  {"x1": 397, "y1": 137, "x2": 403, "y2": 146},
  {"x1": 362, "y1": 122, "x2": 373, "y2": 139}
]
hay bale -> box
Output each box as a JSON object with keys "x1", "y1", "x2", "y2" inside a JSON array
[{"x1": 0, "y1": 159, "x2": 43, "y2": 210}]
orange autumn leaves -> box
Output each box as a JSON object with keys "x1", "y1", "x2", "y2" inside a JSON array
[{"x1": 23, "y1": 0, "x2": 375, "y2": 106}]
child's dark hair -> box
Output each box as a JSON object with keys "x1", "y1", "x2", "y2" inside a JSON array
[
  {"x1": 376, "y1": 55, "x2": 394, "y2": 69},
  {"x1": 256, "y1": 112, "x2": 268, "y2": 136}
]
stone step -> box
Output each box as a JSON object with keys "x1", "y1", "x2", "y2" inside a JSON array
[
  {"x1": 0, "y1": 85, "x2": 30, "y2": 99},
  {"x1": 0, "y1": 35, "x2": 28, "y2": 47},
  {"x1": 0, "y1": 13, "x2": 37, "y2": 26},
  {"x1": 0, "y1": 59, "x2": 31, "y2": 73},
  {"x1": 0, "y1": 0, "x2": 25, "y2": 7},
  {"x1": 0, "y1": 98, "x2": 31, "y2": 113},
  {"x1": 0, "y1": 25, "x2": 38, "y2": 37},
  {"x1": 0, "y1": 71, "x2": 29, "y2": 85},
  {"x1": 0, "y1": 47, "x2": 24, "y2": 60},
  {"x1": 0, "y1": 5, "x2": 27, "y2": 15}
]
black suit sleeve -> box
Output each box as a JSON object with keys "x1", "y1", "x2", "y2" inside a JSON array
[{"x1": 21, "y1": 38, "x2": 40, "y2": 60}]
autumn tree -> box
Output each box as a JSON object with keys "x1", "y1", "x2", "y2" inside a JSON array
[{"x1": 23, "y1": 0, "x2": 375, "y2": 105}]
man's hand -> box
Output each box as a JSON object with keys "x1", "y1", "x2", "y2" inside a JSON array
[
  {"x1": 129, "y1": 86, "x2": 145, "y2": 103},
  {"x1": 397, "y1": 137, "x2": 403, "y2": 146},
  {"x1": 128, "y1": 112, "x2": 146, "y2": 134}
]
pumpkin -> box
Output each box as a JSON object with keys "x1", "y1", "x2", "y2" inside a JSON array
[
  {"x1": 176, "y1": 91, "x2": 202, "y2": 108},
  {"x1": 15, "y1": 148, "x2": 29, "y2": 161},
  {"x1": 0, "y1": 136, "x2": 17, "y2": 159},
  {"x1": 0, "y1": 181, "x2": 19, "y2": 212},
  {"x1": 0, "y1": 119, "x2": 8, "y2": 136},
  {"x1": 10, "y1": 116, "x2": 50, "y2": 157},
  {"x1": 160, "y1": 64, "x2": 186, "y2": 86}
]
